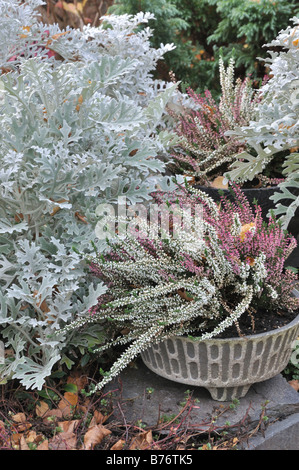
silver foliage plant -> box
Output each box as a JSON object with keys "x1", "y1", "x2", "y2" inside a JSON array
[
  {"x1": 225, "y1": 17, "x2": 299, "y2": 229},
  {"x1": 0, "y1": 1, "x2": 180, "y2": 389}
]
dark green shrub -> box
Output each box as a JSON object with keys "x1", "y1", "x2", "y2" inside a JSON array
[
  {"x1": 109, "y1": 0, "x2": 299, "y2": 95},
  {"x1": 206, "y1": 0, "x2": 299, "y2": 86}
]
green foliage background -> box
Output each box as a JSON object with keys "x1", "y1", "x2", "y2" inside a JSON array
[{"x1": 108, "y1": 0, "x2": 299, "y2": 94}]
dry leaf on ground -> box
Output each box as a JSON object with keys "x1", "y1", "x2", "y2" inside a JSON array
[
  {"x1": 11, "y1": 413, "x2": 27, "y2": 424},
  {"x1": 11, "y1": 413, "x2": 32, "y2": 432},
  {"x1": 10, "y1": 433, "x2": 23, "y2": 448},
  {"x1": 289, "y1": 379, "x2": 299, "y2": 392},
  {"x1": 49, "y1": 420, "x2": 78, "y2": 450},
  {"x1": 10, "y1": 426, "x2": 48, "y2": 450},
  {"x1": 36, "y1": 400, "x2": 50, "y2": 418},
  {"x1": 67, "y1": 372, "x2": 88, "y2": 391},
  {"x1": 49, "y1": 433, "x2": 77, "y2": 450},
  {"x1": 57, "y1": 391, "x2": 78, "y2": 418},
  {"x1": 89, "y1": 410, "x2": 108, "y2": 427},
  {"x1": 129, "y1": 430, "x2": 153, "y2": 450},
  {"x1": 110, "y1": 439, "x2": 126, "y2": 450},
  {"x1": 41, "y1": 408, "x2": 64, "y2": 423},
  {"x1": 83, "y1": 424, "x2": 111, "y2": 450},
  {"x1": 58, "y1": 419, "x2": 80, "y2": 434},
  {"x1": 36, "y1": 439, "x2": 49, "y2": 450},
  {"x1": 48, "y1": 415, "x2": 80, "y2": 450},
  {"x1": 19, "y1": 435, "x2": 30, "y2": 450}
]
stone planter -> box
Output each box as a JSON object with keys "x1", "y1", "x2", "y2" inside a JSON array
[{"x1": 141, "y1": 312, "x2": 299, "y2": 402}]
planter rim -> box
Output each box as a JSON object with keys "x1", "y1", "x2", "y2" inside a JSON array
[
  {"x1": 177, "y1": 288, "x2": 299, "y2": 343},
  {"x1": 186, "y1": 312, "x2": 299, "y2": 344}
]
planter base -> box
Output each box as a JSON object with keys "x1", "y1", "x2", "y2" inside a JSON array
[
  {"x1": 206, "y1": 384, "x2": 251, "y2": 402},
  {"x1": 141, "y1": 312, "x2": 299, "y2": 402}
]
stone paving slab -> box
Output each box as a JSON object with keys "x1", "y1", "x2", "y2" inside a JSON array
[
  {"x1": 243, "y1": 413, "x2": 299, "y2": 450},
  {"x1": 104, "y1": 357, "x2": 299, "y2": 449}
]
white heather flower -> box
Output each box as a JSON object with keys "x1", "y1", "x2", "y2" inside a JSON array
[
  {"x1": 231, "y1": 212, "x2": 242, "y2": 236},
  {"x1": 251, "y1": 253, "x2": 267, "y2": 293},
  {"x1": 266, "y1": 284, "x2": 278, "y2": 299}
]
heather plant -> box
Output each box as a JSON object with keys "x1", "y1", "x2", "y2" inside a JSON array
[
  {"x1": 0, "y1": 1, "x2": 181, "y2": 389},
  {"x1": 169, "y1": 57, "x2": 261, "y2": 183},
  {"x1": 63, "y1": 184, "x2": 299, "y2": 393},
  {"x1": 225, "y1": 17, "x2": 299, "y2": 229}
]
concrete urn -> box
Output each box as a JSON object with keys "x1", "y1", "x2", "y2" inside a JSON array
[{"x1": 141, "y1": 313, "x2": 299, "y2": 401}]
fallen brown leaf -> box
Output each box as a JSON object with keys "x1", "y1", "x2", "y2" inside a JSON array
[
  {"x1": 110, "y1": 439, "x2": 126, "y2": 450},
  {"x1": 75, "y1": 211, "x2": 88, "y2": 224},
  {"x1": 11, "y1": 412, "x2": 27, "y2": 424},
  {"x1": 36, "y1": 439, "x2": 49, "y2": 450},
  {"x1": 200, "y1": 443, "x2": 211, "y2": 450},
  {"x1": 11, "y1": 428, "x2": 48, "y2": 450},
  {"x1": 61, "y1": 0, "x2": 80, "y2": 16},
  {"x1": 183, "y1": 175, "x2": 196, "y2": 186},
  {"x1": 211, "y1": 176, "x2": 228, "y2": 190},
  {"x1": 11, "y1": 412, "x2": 32, "y2": 432},
  {"x1": 88, "y1": 410, "x2": 108, "y2": 427},
  {"x1": 26, "y1": 430, "x2": 38, "y2": 443},
  {"x1": 214, "y1": 437, "x2": 239, "y2": 450},
  {"x1": 33, "y1": 290, "x2": 50, "y2": 313},
  {"x1": 36, "y1": 400, "x2": 50, "y2": 418},
  {"x1": 129, "y1": 430, "x2": 153, "y2": 450},
  {"x1": 67, "y1": 371, "x2": 88, "y2": 391},
  {"x1": 10, "y1": 433, "x2": 23, "y2": 448},
  {"x1": 49, "y1": 433, "x2": 77, "y2": 451},
  {"x1": 49, "y1": 199, "x2": 68, "y2": 216},
  {"x1": 42, "y1": 408, "x2": 64, "y2": 423},
  {"x1": 58, "y1": 419, "x2": 80, "y2": 434},
  {"x1": 77, "y1": 403, "x2": 89, "y2": 415},
  {"x1": 83, "y1": 424, "x2": 112, "y2": 450},
  {"x1": 289, "y1": 379, "x2": 299, "y2": 392},
  {"x1": 19, "y1": 435, "x2": 30, "y2": 451},
  {"x1": 177, "y1": 288, "x2": 194, "y2": 302},
  {"x1": 47, "y1": 419, "x2": 79, "y2": 450},
  {"x1": 63, "y1": 392, "x2": 78, "y2": 407},
  {"x1": 57, "y1": 391, "x2": 78, "y2": 418},
  {"x1": 49, "y1": 427, "x2": 77, "y2": 451}
]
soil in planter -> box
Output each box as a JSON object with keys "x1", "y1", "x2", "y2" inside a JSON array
[{"x1": 213, "y1": 306, "x2": 299, "y2": 339}]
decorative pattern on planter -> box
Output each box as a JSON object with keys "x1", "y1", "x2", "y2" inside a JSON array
[{"x1": 141, "y1": 314, "x2": 299, "y2": 401}]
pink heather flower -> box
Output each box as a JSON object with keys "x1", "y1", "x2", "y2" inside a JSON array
[{"x1": 89, "y1": 184, "x2": 299, "y2": 315}]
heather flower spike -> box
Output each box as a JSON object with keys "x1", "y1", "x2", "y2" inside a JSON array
[{"x1": 169, "y1": 56, "x2": 260, "y2": 182}]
